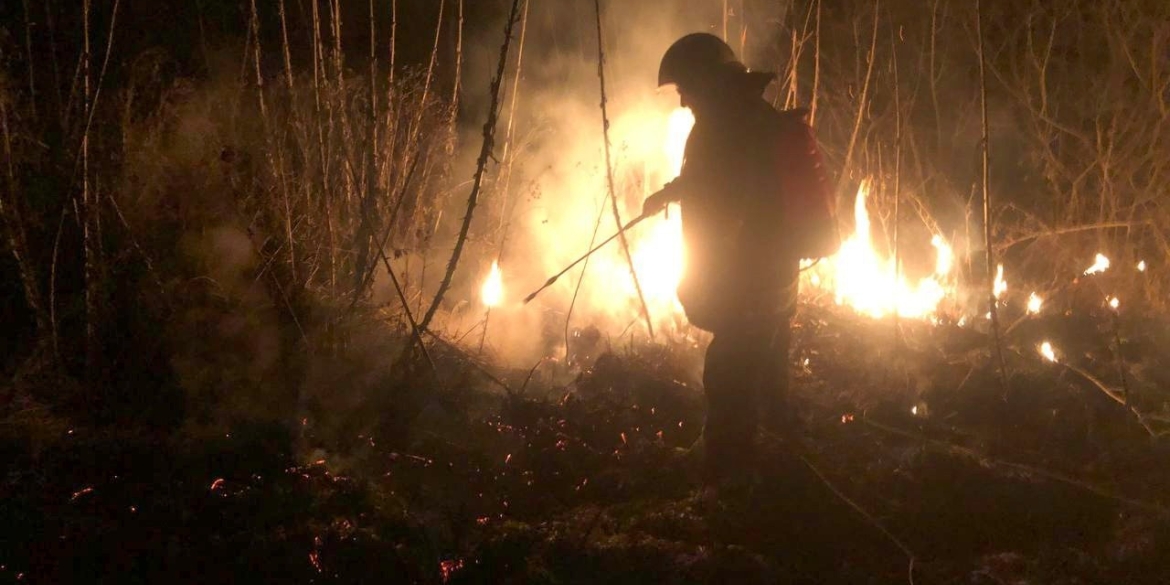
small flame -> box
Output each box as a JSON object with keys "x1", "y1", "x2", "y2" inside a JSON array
[
  {"x1": 1084, "y1": 253, "x2": 1111, "y2": 275},
  {"x1": 1026, "y1": 292, "x2": 1043, "y2": 314},
  {"x1": 1039, "y1": 341, "x2": 1057, "y2": 362},
  {"x1": 1108, "y1": 296, "x2": 1120, "y2": 310},
  {"x1": 993, "y1": 264, "x2": 1007, "y2": 299},
  {"x1": 931, "y1": 235, "x2": 954, "y2": 277},
  {"x1": 482, "y1": 261, "x2": 504, "y2": 307},
  {"x1": 1137, "y1": 260, "x2": 1147, "y2": 272}
]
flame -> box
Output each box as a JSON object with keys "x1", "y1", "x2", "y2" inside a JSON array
[
  {"x1": 628, "y1": 108, "x2": 692, "y2": 305},
  {"x1": 993, "y1": 264, "x2": 1007, "y2": 300},
  {"x1": 583, "y1": 108, "x2": 691, "y2": 319},
  {"x1": 1039, "y1": 341, "x2": 1057, "y2": 362},
  {"x1": 932, "y1": 235, "x2": 954, "y2": 277},
  {"x1": 1026, "y1": 292, "x2": 1043, "y2": 314},
  {"x1": 1084, "y1": 253, "x2": 1110, "y2": 275},
  {"x1": 482, "y1": 261, "x2": 504, "y2": 307},
  {"x1": 1108, "y1": 296, "x2": 1120, "y2": 310},
  {"x1": 801, "y1": 182, "x2": 956, "y2": 319},
  {"x1": 1137, "y1": 260, "x2": 1147, "y2": 272},
  {"x1": 664, "y1": 108, "x2": 694, "y2": 177}
]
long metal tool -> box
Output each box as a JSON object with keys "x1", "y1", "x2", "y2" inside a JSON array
[{"x1": 523, "y1": 213, "x2": 650, "y2": 304}]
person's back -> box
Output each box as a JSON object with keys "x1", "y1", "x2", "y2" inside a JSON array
[{"x1": 675, "y1": 93, "x2": 800, "y2": 332}]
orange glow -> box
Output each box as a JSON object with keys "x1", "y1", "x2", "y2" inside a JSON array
[
  {"x1": 801, "y1": 181, "x2": 956, "y2": 319},
  {"x1": 1027, "y1": 292, "x2": 1043, "y2": 314},
  {"x1": 1084, "y1": 253, "x2": 1111, "y2": 275},
  {"x1": 1039, "y1": 341, "x2": 1057, "y2": 362}
]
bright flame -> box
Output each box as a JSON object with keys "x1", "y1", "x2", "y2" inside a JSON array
[
  {"x1": 993, "y1": 264, "x2": 1007, "y2": 299},
  {"x1": 932, "y1": 235, "x2": 954, "y2": 277},
  {"x1": 482, "y1": 261, "x2": 504, "y2": 307},
  {"x1": 664, "y1": 108, "x2": 695, "y2": 177},
  {"x1": 1137, "y1": 260, "x2": 1147, "y2": 272},
  {"x1": 1026, "y1": 292, "x2": 1043, "y2": 314},
  {"x1": 1108, "y1": 296, "x2": 1120, "y2": 310},
  {"x1": 802, "y1": 182, "x2": 955, "y2": 319},
  {"x1": 575, "y1": 107, "x2": 691, "y2": 323},
  {"x1": 1039, "y1": 341, "x2": 1057, "y2": 362},
  {"x1": 1084, "y1": 253, "x2": 1111, "y2": 275}
]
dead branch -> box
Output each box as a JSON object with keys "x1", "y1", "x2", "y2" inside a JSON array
[
  {"x1": 837, "y1": 0, "x2": 879, "y2": 191},
  {"x1": 420, "y1": 0, "x2": 524, "y2": 331},
  {"x1": 993, "y1": 221, "x2": 1144, "y2": 252},
  {"x1": 593, "y1": 0, "x2": 654, "y2": 340},
  {"x1": 376, "y1": 243, "x2": 438, "y2": 379}
]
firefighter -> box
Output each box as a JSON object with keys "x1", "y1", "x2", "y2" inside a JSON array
[{"x1": 643, "y1": 33, "x2": 810, "y2": 492}]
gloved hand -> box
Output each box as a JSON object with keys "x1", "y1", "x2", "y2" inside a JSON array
[{"x1": 642, "y1": 181, "x2": 682, "y2": 217}]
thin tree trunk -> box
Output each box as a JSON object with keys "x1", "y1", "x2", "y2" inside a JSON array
[
  {"x1": 278, "y1": 0, "x2": 294, "y2": 91},
  {"x1": 310, "y1": 0, "x2": 338, "y2": 294},
  {"x1": 810, "y1": 0, "x2": 821, "y2": 125},
  {"x1": 389, "y1": 0, "x2": 397, "y2": 87},
  {"x1": 451, "y1": 0, "x2": 464, "y2": 123},
  {"x1": 891, "y1": 26, "x2": 902, "y2": 340},
  {"x1": 976, "y1": 0, "x2": 1009, "y2": 392},
  {"x1": 21, "y1": 0, "x2": 37, "y2": 117},
  {"x1": 82, "y1": 0, "x2": 100, "y2": 379}
]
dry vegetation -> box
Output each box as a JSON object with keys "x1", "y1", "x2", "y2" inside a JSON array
[{"x1": 1, "y1": 0, "x2": 1169, "y2": 582}]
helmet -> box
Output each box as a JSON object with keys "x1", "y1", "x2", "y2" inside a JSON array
[{"x1": 658, "y1": 33, "x2": 739, "y2": 90}]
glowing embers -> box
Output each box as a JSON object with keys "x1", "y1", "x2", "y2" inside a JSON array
[
  {"x1": 482, "y1": 260, "x2": 504, "y2": 307},
  {"x1": 803, "y1": 182, "x2": 956, "y2": 319}
]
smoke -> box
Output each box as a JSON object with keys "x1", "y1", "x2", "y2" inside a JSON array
[{"x1": 416, "y1": 0, "x2": 786, "y2": 366}]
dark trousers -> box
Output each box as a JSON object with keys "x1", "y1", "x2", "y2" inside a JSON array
[{"x1": 702, "y1": 314, "x2": 791, "y2": 482}]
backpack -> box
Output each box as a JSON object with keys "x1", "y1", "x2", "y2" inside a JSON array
[{"x1": 775, "y1": 109, "x2": 839, "y2": 260}]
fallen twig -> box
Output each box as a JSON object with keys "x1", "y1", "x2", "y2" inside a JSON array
[
  {"x1": 1059, "y1": 361, "x2": 1159, "y2": 438},
  {"x1": 764, "y1": 429, "x2": 917, "y2": 585}
]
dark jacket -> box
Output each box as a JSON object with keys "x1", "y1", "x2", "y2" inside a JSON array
[{"x1": 675, "y1": 94, "x2": 801, "y2": 331}]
